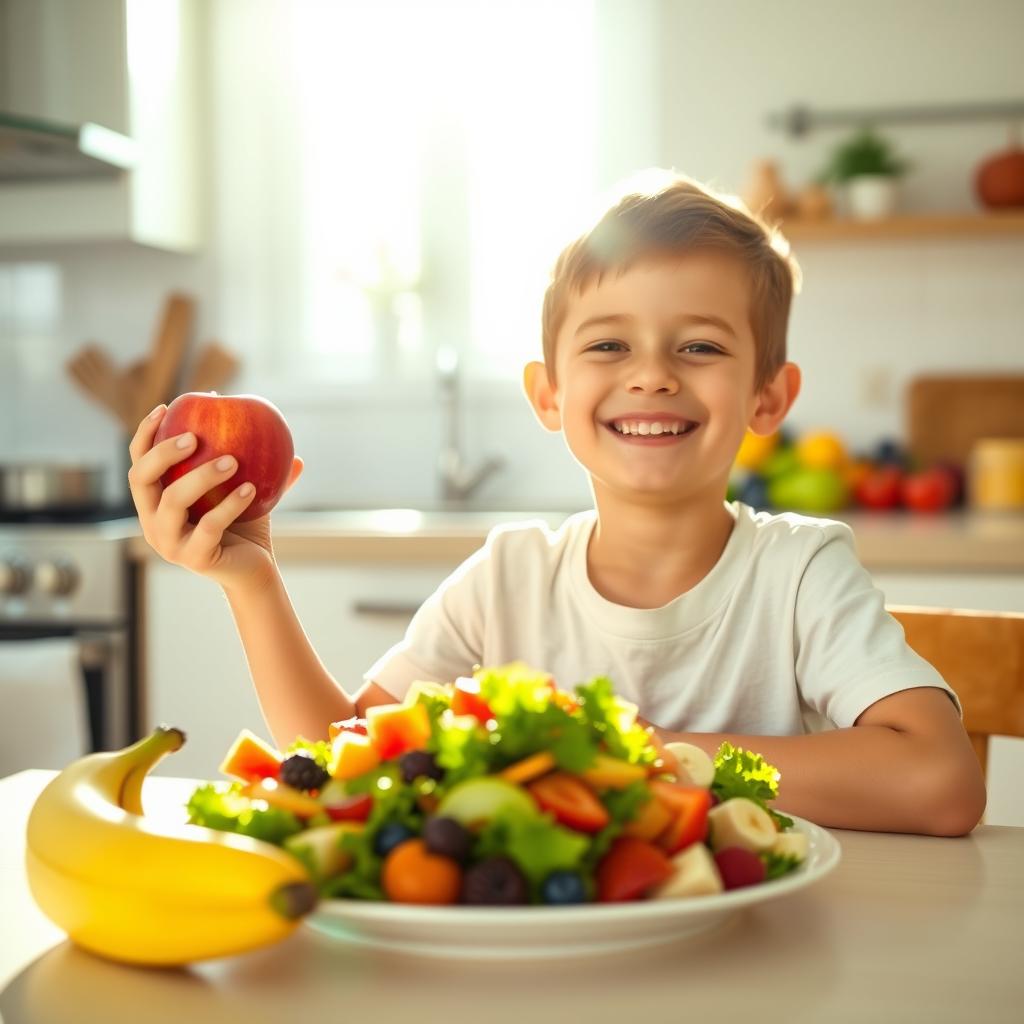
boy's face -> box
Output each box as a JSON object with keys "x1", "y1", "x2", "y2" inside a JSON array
[{"x1": 526, "y1": 251, "x2": 797, "y2": 507}]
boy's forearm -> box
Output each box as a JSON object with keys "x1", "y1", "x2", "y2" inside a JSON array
[
  {"x1": 650, "y1": 724, "x2": 983, "y2": 836},
  {"x1": 223, "y1": 570, "x2": 356, "y2": 748}
]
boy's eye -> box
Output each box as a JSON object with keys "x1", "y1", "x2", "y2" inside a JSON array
[
  {"x1": 681, "y1": 342, "x2": 722, "y2": 355},
  {"x1": 586, "y1": 340, "x2": 625, "y2": 353}
]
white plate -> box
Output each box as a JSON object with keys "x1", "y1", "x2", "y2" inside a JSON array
[{"x1": 305, "y1": 815, "x2": 841, "y2": 959}]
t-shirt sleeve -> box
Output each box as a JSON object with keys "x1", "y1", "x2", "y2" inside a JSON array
[
  {"x1": 793, "y1": 524, "x2": 963, "y2": 728},
  {"x1": 362, "y1": 542, "x2": 490, "y2": 702}
]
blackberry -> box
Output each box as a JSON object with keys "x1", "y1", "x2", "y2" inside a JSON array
[
  {"x1": 399, "y1": 749, "x2": 444, "y2": 784},
  {"x1": 279, "y1": 752, "x2": 329, "y2": 792},
  {"x1": 461, "y1": 856, "x2": 529, "y2": 905},
  {"x1": 423, "y1": 816, "x2": 473, "y2": 863}
]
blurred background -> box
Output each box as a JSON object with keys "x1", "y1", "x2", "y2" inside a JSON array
[{"x1": 0, "y1": 1, "x2": 1022, "y2": 818}]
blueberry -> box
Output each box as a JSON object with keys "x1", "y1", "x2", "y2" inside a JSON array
[
  {"x1": 423, "y1": 816, "x2": 473, "y2": 863},
  {"x1": 541, "y1": 870, "x2": 587, "y2": 905},
  {"x1": 737, "y1": 473, "x2": 771, "y2": 511},
  {"x1": 461, "y1": 857, "x2": 529, "y2": 905},
  {"x1": 399, "y1": 750, "x2": 444, "y2": 784},
  {"x1": 373, "y1": 821, "x2": 416, "y2": 858}
]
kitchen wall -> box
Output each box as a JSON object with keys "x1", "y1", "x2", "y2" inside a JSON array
[{"x1": 0, "y1": 0, "x2": 1022, "y2": 513}]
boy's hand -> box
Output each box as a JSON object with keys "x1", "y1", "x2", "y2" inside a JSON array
[{"x1": 127, "y1": 404, "x2": 303, "y2": 592}]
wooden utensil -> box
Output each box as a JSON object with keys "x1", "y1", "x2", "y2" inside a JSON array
[
  {"x1": 66, "y1": 343, "x2": 137, "y2": 432},
  {"x1": 131, "y1": 292, "x2": 195, "y2": 425},
  {"x1": 186, "y1": 341, "x2": 240, "y2": 393},
  {"x1": 906, "y1": 374, "x2": 1024, "y2": 467}
]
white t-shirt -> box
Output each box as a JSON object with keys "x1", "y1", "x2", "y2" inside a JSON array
[{"x1": 365, "y1": 501, "x2": 961, "y2": 734}]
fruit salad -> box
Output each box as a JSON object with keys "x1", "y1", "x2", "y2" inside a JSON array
[{"x1": 186, "y1": 664, "x2": 808, "y2": 906}]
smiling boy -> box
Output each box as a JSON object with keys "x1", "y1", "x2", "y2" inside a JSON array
[{"x1": 129, "y1": 171, "x2": 986, "y2": 837}]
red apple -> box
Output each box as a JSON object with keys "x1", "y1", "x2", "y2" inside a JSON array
[
  {"x1": 901, "y1": 467, "x2": 957, "y2": 514},
  {"x1": 854, "y1": 465, "x2": 904, "y2": 510},
  {"x1": 153, "y1": 392, "x2": 295, "y2": 524}
]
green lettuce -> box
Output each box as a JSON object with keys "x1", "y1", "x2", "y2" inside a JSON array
[
  {"x1": 712, "y1": 742, "x2": 793, "y2": 830},
  {"x1": 185, "y1": 782, "x2": 303, "y2": 844}
]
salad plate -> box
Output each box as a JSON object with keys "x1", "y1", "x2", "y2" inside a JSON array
[{"x1": 304, "y1": 815, "x2": 840, "y2": 959}]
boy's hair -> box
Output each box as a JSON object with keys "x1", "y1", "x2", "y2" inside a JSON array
[{"x1": 541, "y1": 170, "x2": 802, "y2": 391}]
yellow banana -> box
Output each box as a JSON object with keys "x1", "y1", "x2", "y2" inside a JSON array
[{"x1": 25, "y1": 725, "x2": 317, "y2": 966}]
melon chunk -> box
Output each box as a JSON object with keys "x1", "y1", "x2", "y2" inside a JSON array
[{"x1": 219, "y1": 729, "x2": 283, "y2": 783}]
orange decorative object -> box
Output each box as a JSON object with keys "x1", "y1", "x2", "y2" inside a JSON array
[{"x1": 366, "y1": 701, "x2": 432, "y2": 761}]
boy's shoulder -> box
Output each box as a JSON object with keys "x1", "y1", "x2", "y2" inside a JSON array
[
  {"x1": 483, "y1": 509, "x2": 594, "y2": 553},
  {"x1": 733, "y1": 501, "x2": 856, "y2": 567}
]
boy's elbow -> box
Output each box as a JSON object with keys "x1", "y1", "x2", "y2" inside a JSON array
[{"x1": 921, "y1": 757, "x2": 987, "y2": 837}]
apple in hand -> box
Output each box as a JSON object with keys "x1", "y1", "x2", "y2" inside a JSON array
[{"x1": 153, "y1": 392, "x2": 295, "y2": 523}]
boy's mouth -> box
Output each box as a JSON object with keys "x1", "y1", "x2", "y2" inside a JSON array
[{"x1": 603, "y1": 417, "x2": 700, "y2": 444}]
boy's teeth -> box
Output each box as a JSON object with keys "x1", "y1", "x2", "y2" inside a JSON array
[{"x1": 613, "y1": 421, "x2": 683, "y2": 436}]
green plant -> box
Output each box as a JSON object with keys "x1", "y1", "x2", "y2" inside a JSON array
[{"x1": 816, "y1": 126, "x2": 911, "y2": 184}]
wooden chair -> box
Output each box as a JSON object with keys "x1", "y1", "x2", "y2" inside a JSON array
[{"x1": 888, "y1": 605, "x2": 1024, "y2": 779}]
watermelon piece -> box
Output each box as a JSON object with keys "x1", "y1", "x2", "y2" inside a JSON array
[{"x1": 219, "y1": 728, "x2": 283, "y2": 782}]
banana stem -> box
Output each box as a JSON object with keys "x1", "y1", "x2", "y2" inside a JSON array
[
  {"x1": 269, "y1": 882, "x2": 319, "y2": 920},
  {"x1": 119, "y1": 726, "x2": 188, "y2": 813}
]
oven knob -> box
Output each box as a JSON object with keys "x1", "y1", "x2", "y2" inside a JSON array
[
  {"x1": 0, "y1": 558, "x2": 32, "y2": 596},
  {"x1": 34, "y1": 559, "x2": 81, "y2": 597}
]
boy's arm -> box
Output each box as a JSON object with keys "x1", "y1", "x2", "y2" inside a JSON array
[
  {"x1": 646, "y1": 686, "x2": 986, "y2": 836},
  {"x1": 224, "y1": 570, "x2": 396, "y2": 749}
]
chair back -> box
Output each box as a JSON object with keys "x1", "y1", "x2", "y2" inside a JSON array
[{"x1": 888, "y1": 605, "x2": 1024, "y2": 778}]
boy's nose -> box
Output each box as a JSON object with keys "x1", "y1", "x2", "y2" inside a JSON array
[{"x1": 626, "y1": 355, "x2": 680, "y2": 394}]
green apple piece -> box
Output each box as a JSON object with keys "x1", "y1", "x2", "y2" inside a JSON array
[
  {"x1": 768, "y1": 467, "x2": 849, "y2": 513},
  {"x1": 283, "y1": 822, "x2": 362, "y2": 880},
  {"x1": 436, "y1": 777, "x2": 538, "y2": 829}
]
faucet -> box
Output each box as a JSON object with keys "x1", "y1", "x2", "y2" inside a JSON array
[{"x1": 436, "y1": 346, "x2": 505, "y2": 504}]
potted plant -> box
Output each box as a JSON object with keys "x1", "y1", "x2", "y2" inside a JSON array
[{"x1": 817, "y1": 126, "x2": 911, "y2": 220}]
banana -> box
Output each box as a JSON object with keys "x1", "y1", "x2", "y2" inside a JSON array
[
  {"x1": 25, "y1": 725, "x2": 317, "y2": 966},
  {"x1": 662, "y1": 741, "x2": 716, "y2": 788},
  {"x1": 771, "y1": 830, "x2": 809, "y2": 862},
  {"x1": 707, "y1": 797, "x2": 777, "y2": 853},
  {"x1": 651, "y1": 841, "x2": 724, "y2": 899}
]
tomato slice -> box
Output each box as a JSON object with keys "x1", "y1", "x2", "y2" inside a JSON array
[
  {"x1": 527, "y1": 772, "x2": 610, "y2": 833},
  {"x1": 322, "y1": 791, "x2": 373, "y2": 823},
  {"x1": 329, "y1": 716, "x2": 368, "y2": 740},
  {"x1": 596, "y1": 837, "x2": 673, "y2": 902},
  {"x1": 649, "y1": 780, "x2": 712, "y2": 854},
  {"x1": 451, "y1": 677, "x2": 495, "y2": 725}
]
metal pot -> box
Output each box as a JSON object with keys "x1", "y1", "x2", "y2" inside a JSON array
[{"x1": 0, "y1": 463, "x2": 107, "y2": 512}]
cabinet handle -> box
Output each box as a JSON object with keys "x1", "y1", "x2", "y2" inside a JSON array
[{"x1": 352, "y1": 601, "x2": 424, "y2": 618}]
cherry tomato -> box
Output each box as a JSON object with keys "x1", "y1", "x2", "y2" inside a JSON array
[
  {"x1": 382, "y1": 838, "x2": 462, "y2": 905},
  {"x1": 329, "y1": 716, "x2": 368, "y2": 740},
  {"x1": 596, "y1": 837, "x2": 673, "y2": 902},
  {"x1": 528, "y1": 772, "x2": 610, "y2": 834},
  {"x1": 322, "y1": 791, "x2": 373, "y2": 823}
]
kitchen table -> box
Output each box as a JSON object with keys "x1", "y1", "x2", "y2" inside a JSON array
[{"x1": 1, "y1": 770, "x2": 1021, "y2": 1024}]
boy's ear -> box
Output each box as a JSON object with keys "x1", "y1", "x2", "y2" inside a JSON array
[
  {"x1": 748, "y1": 362, "x2": 801, "y2": 435},
  {"x1": 523, "y1": 360, "x2": 562, "y2": 432}
]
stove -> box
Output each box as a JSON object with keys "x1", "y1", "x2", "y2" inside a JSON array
[{"x1": 0, "y1": 501, "x2": 142, "y2": 758}]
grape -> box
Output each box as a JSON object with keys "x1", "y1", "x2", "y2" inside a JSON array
[{"x1": 423, "y1": 816, "x2": 473, "y2": 863}]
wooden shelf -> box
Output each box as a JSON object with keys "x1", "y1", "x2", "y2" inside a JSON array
[{"x1": 780, "y1": 210, "x2": 1024, "y2": 242}]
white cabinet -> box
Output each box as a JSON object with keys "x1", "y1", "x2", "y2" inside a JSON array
[
  {"x1": 0, "y1": 0, "x2": 203, "y2": 251},
  {"x1": 144, "y1": 560, "x2": 453, "y2": 778}
]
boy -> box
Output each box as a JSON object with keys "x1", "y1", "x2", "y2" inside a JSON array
[{"x1": 128, "y1": 171, "x2": 986, "y2": 836}]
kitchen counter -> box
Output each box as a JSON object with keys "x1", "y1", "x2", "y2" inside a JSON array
[
  {"x1": 126, "y1": 507, "x2": 1024, "y2": 571},
  {"x1": 1, "y1": 770, "x2": 1021, "y2": 1023}
]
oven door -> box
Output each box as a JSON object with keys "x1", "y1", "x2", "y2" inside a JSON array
[{"x1": 0, "y1": 623, "x2": 129, "y2": 757}]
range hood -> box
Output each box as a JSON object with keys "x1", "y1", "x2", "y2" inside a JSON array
[{"x1": 0, "y1": 111, "x2": 139, "y2": 182}]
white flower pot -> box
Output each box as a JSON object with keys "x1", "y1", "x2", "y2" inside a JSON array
[{"x1": 845, "y1": 175, "x2": 900, "y2": 220}]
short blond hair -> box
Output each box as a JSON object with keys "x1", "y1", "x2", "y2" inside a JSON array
[{"x1": 541, "y1": 170, "x2": 802, "y2": 390}]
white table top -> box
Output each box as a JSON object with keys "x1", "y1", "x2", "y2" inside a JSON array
[{"x1": 2, "y1": 770, "x2": 1022, "y2": 1024}]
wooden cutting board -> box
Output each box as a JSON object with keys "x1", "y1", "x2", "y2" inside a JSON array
[{"x1": 906, "y1": 374, "x2": 1024, "y2": 467}]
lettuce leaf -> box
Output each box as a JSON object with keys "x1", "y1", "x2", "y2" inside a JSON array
[
  {"x1": 474, "y1": 806, "x2": 590, "y2": 901},
  {"x1": 286, "y1": 736, "x2": 333, "y2": 770},
  {"x1": 574, "y1": 676, "x2": 656, "y2": 766},
  {"x1": 185, "y1": 782, "x2": 303, "y2": 844}
]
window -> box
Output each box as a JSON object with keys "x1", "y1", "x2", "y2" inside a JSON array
[{"x1": 213, "y1": 0, "x2": 598, "y2": 389}]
